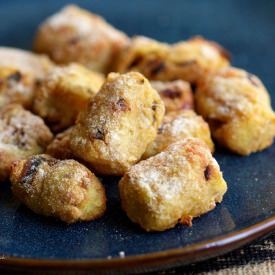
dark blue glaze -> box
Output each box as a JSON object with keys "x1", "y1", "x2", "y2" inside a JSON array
[{"x1": 0, "y1": 0, "x2": 274, "y2": 261}]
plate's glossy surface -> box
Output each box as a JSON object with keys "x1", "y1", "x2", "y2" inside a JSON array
[{"x1": 0, "y1": 0, "x2": 275, "y2": 273}]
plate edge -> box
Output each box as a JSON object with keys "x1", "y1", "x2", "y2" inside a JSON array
[{"x1": 0, "y1": 215, "x2": 274, "y2": 272}]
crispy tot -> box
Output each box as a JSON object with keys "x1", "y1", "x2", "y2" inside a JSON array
[
  {"x1": 70, "y1": 72, "x2": 165, "y2": 175},
  {"x1": 34, "y1": 5, "x2": 129, "y2": 73},
  {"x1": 33, "y1": 63, "x2": 105, "y2": 132},
  {"x1": 0, "y1": 105, "x2": 53, "y2": 181},
  {"x1": 151, "y1": 80, "x2": 194, "y2": 113},
  {"x1": 10, "y1": 155, "x2": 106, "y2": 223},
  {"x1": 143, "y1": 110, "x2": 214, "y2": 159},
  {"x1": 119, "y1": 138, "x2": 227, "y2": 232},
  {"x1": 195, "y1": 67, "x2": 275, "y2": 155},
  {"x1": 116, "y1": 36, "x2": 229, "y2": 83},
  {"x1": 0, "y1": 47, "x2": 53, "y2": 109},
  {"x1": 170, "y1": 37, "x2": 230, "y2": 83}
]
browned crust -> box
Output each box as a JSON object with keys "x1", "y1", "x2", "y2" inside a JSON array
[{"x1": 188, "y1": 36, "x2": 231, "y2": 61}]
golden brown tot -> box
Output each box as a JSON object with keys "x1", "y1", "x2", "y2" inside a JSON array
[
  {"x1": 116, "y1": 36, "x2": 229, "y2": 84},
  {"x1": 34, "y1": 5, "x2": 129, "y2": 73},
  {"x1": 0, "y1": 47, "x2": 53, "y2": 109},
  {"x1": 10, "y1": 155, "x2": 106, "y2": 223},
  {"x1": 143, "y1": 110, "x2": 214, "y2": 159},
  {"x1": 70, "y1": 72, "x2": 165, "y2": 175},
  {"x1": 0, "y1": 105, "x2": 53, "y2": 181},
  {"x1": 33, "y1": 63, "x2": 105, "y2": 132},
  {"x1": 195, "y1": 67, "x2": 275, "y2": 155},
  {"x1": 119, "y1": 138, "x2": 227, "y2": 232}
]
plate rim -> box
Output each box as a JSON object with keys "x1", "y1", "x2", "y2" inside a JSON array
[{"x1": 0, "y1": 215, "x2": 274, "y2": 272}]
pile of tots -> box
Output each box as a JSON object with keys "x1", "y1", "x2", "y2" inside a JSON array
[{"x1": 1, "y1": 5, "x2": 274, "y2": 231}]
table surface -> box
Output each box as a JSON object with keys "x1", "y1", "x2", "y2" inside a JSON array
[{"x1": 151, "y1": 233, "x2": 275, "y2": 274}]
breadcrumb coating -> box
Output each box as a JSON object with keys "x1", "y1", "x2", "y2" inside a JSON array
[
  {"x1": 116, "y1": 36, "x2": 229, "y2": 83},
  {"x1": 34, "y1": 5, "x2": 129, "y2": 73},
  {"x1": 0, "y1": 47, "x2": 53, "y2": 78},
  {"x1": 70, "y1": 72, "x2": 165, "y2": 175},
  {"x1": 0, "y1": 105, "x2": 53, "y2": 181},
  {"x1": 10, "y1": 155, "x2": 106, "y2": 223},
  {"x1": 33, "y1": 63, "x2": 105, "y2": 132},
  {"x1": 0, "y1": 67, "x2": 34, "y2": 109},
  {"x1": 195, "y1": 67, "x2": 275, "y2": 155},
  {"x1": 119, "y1": 138, "x2": 227, "y2": 232},
  {"x1": 0, "y1": 47, "x2": 53, "y2": 109},
  {"x1": 143, "y1": 110, "x2": 214, "y2": 158}
]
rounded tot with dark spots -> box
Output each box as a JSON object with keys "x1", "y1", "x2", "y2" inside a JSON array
[
  {"x1": 33, "y1": 63, "x2": 105, "y2": 132},
  {"x1": 70, "y1": 72, "x2": 165, "y2": 175},
  {"x1": 10, "y1": 155, "x2": 106, "y2": 223},
  {"x1": 34, "y1": 5, "x2": 129, "y2": 73},
  {"x1": 0, "y1": 105, "x2": 53, "y2": 181},
  {"x1": 170, "y1": 36, "x2": 230, "y2": 83},
  {"x1": 143, "y1": 110, "x2": 214, "y2": 159},
  {"x1": 116, "y1": 36, "x2": 229, "y2": 84},
  {"x1": 151, "y1": 80, "x2": 194, "y2": 113},
  {"x1": 116, "y1": 36, "x2": 169, "y2": 76},
  {"x1": 119, "y1": 138, "x2": 227, "y2": 232},
  {"x1": 0, "y1": 47, "x2": 53, "y2": 109},
  {"x1": 195, "y1": 67, "x2": 275, "y2": 155}
]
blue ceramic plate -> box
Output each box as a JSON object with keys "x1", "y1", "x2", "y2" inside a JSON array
[{"x1": 0, "y1": 0, "x2": 274, "y2": 273}]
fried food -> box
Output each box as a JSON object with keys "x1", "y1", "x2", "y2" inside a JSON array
[
  {"x1": 0, "y1": 47, "x2": 53, "y2": 109},
  {"x1": 119, "y1": 138, "x2": 227, "y2": 232},
  {"x1": 70, "y1": 72, "x2": 165, "y2": 175},
  {"x1": 116, "y1": 36, "x2": 229, "y2": 83},
  {"x1": 0, "y1": 105, "x2": 53, "y2": 181},
  {"x1": 33, "y1": 63, "x2": 105, "y2": 132},
  {"x1": 10, "y1": 155, "x2": 106, "y2": 223},
  {"x1": 151, "y1": 80, "x2": 193, "y2": 113},
  {"x1": 143, "y1": 110, "x2": 214, "y2": 159},
  {"x1": 34, "y1": 5, "x2": 129, "y2": 73},
  {"x1": 195, "y1": 67, "x2": 275, "y2": 155},
  {"x1": 46, "y1": 127, "x2": 75, "y2": 159},
  {"x1": 0, "y1": 47, "x2": 53, "y2": 77},
  {"x1": 0, "y1": 67, "x2": 34, "y2": 109}
]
